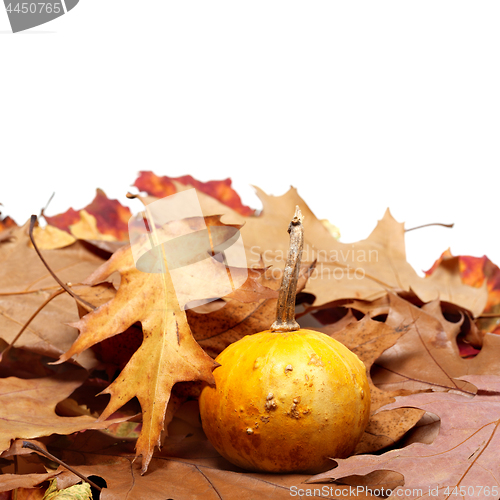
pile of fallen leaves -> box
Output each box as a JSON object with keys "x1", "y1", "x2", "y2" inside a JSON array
[{"x1": 1, "y1": 171, "x2": 500, "y2": 500}]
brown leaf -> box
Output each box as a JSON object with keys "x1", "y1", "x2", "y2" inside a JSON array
[
  {"x1": 59, "y1": 455, "x2": 341, "y2": 500},
  {"x1": 308, "y1": 375, "x2": 500, "y2": 500},
  {"x1": 0, "y1": 473, "x2": 59, "y2": 494},
  {"x1": 51, "y1": 419, "x2": 384, "y2": 500},
  {"x1": 316, "y1": 316, "x2": 424, "y2": 454},
  {"x1": 0, "y1": 224, "x2": 107, "y2": 369},
  {"x1": 240, "y1": 188, "x2": 488, "y2": 317},
  {"x1": 413, "y1": 255, "x2": 488, "y2": 318},
  {"x1": 372, "y1": 294, "x2": 500, "y2": 393},
  {"x1": 0, "y1": 372, "x2": 127, "y2": 454},
  {"x1": 56, "y1": 237, "x2": 218, "y2": 473}
]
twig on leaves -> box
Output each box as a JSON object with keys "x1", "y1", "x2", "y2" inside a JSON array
[{"x1": 22, "y1": 441, "x2": 102, "y2": 492}]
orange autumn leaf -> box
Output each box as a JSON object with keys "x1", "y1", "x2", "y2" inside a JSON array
[
  {"x1": 426, "y1": 250, "x2": 500, "y2": 333},
  {"x1": 0, "y1": 215, "x2": 17, "y2": 233},
  {"x1": 45, "y1": 189, "x2": 131, "y2": 241},
  {"x1": 133, "y1": 171, "x2": 255, "y2": 216}
]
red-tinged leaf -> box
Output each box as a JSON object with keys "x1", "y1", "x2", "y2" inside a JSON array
[
  {"x1": 43, "y1": 208, "x2": 80, "y2": 235},
  {"x1": 45, "y1": 189, "x2": 131, "y2": 241},
  {"x1": 426, "y1": 251, "x2": 500, "y2": 333},
  {"x1": 0, "y1": 215, "x2": 17, "y2": 233},
  {"x1": 133, "y1": 171, "x2": 255, "y2": 216}
]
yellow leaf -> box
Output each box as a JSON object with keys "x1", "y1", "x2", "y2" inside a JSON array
[
  {"x1": 42, "y1": 479, "x2": 92, "y2": 500},
  {"x1": 57, "y1": 224, "x2": 218, "y2": 473}
]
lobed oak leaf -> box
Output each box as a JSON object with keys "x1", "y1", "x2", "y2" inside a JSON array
[
  {"x1": 240, "y1": 187, "x2": 488, "y2": 317},
  {"x1": 308, "y1": 375, "x2": 500, "y2": 500},
  {"x1": 56, "y1": 233, "x2": 219, "y2": 473}
]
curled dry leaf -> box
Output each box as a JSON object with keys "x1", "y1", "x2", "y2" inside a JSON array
[
  {"x1": 308, "y1": 375, "x2": 500, "y2": 500},
  {"x1": 372, "y1": 293, "x2": 500, "y2": 393}
]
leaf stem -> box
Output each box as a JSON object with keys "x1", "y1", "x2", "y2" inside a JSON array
[
  {"x1": 28, "y1": 215, "x2": 95, "y2": 312},
  {"x1": 270, "y1": 206, "x2": 304, "y2": 333},
  {"x1": 0, "y1": 288, "x2": 64, "y2": 362},
  {"x1": 405, "y1": 222, "x2": 454, "y2": 232}
]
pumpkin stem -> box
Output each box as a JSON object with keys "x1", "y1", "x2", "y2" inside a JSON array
[{"x1": 270, "y1": 206, "x2": 304, "y2": 332}]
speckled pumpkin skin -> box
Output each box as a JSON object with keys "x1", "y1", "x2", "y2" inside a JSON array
[{"x1": 199, "y1": 329, "x2": 371, "y2": 473}]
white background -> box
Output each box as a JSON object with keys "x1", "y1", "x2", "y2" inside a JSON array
[{"x1": 1, "y1": 2, "x2": 499, "y2": 275}]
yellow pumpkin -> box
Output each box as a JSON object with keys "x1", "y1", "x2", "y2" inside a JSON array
[{"x1": 199, "y1": 207, "x2": 371, "y2": 473}]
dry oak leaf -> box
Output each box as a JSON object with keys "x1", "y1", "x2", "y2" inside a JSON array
[
  {"x1": 0, "y1": 222, "x2": 106, "y2": 369},
  {"x1": 239, "y1": 187, "x2": 487, "y2": 317},
  {"x1": 372, "y1": 293, "x2": 500, "y2": 394},
  {"x1": 125, "y1": 211, "x2": 276, "y2": 308},
  {"x1": 133, "y1": 171, "x2": 255, "y2": 216},
  {"x1": 308, "y1": 375, "x2": 500, "y2": 500},
  {"x1": 68, "y1": 210, "x2": 117, "y2": 243},
  {"x1": 56, "y1": 454, "x2": 355, "y2": 500},
  {"x1": 56, "y1": 238, "x2": 218, "y2": 473},
  {"x1": 45, "y1": 189, "x2": 131, "y2": 241},
  {"x1": 0, "y1": 372, "x2": 128, "y2": 454},
  {"x1": 317, "y1": 316, "x2": 424, "y2": 455},
  {"x1": 30, "y1": 225, "x2": 76, "y2": 250}
]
